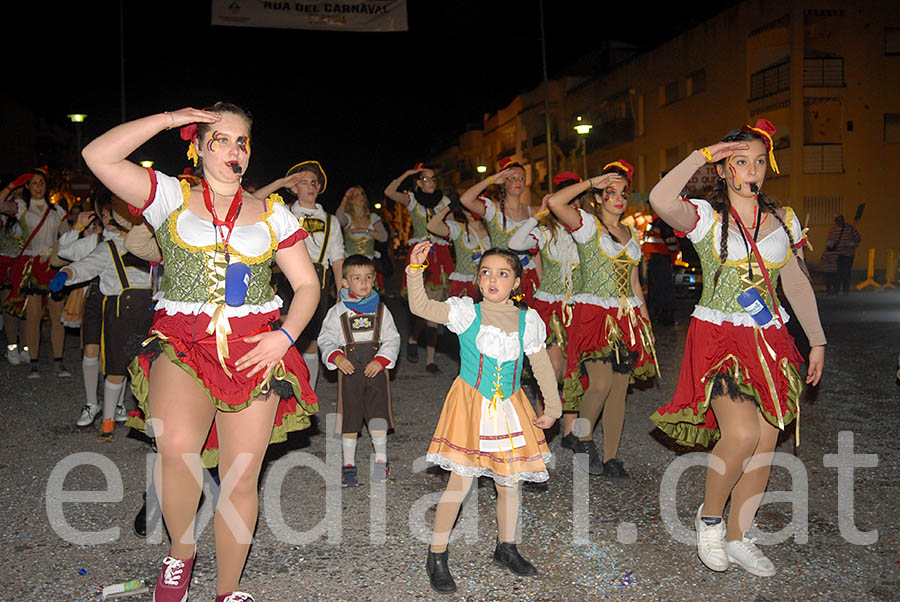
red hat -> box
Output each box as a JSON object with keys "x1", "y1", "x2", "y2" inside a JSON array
[
  {"x1": 553, "y1": 171, "x2": 581, "y2": 186},
  {"x1": 498, "y1": 156, "x2": 523, "y2": 171},
  {"x1": 602, "y1": 159, "x2": 635, "y2": 182},
  {"x1": 32, "y1": 166, "x2": 49, "y2": 178},
  {"x1": 742, "y1": 119, "x2": 780, "y2": 174},
  {"x1": 413, "y1": 162, "x2": 425, "y2": 170}
]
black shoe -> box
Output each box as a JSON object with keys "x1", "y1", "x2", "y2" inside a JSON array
[
  {"x1": 426, "y1": 362, "x2": 440, "y2": 373},
  {"x1": 602, "y1": 458, "x2": 632, "y2": 484},
  {"x1": 406, "y1": 343, "x2": 419, "y2": 364},
  {"x1": 573, "y1": 439, "x2": 604, "y2": 475},
  {"x1": 560, "y1": 432, "x2": 577, "y2": 451},
  {"x1": 134, "y1": 493, "x2": 147, "y2": 537},
  {"x1": 426, "y1": 550, "x2": 457, "y2": 594},
  {"x1": 492, "y1": 541, "x2": 538, "y2": 576}
]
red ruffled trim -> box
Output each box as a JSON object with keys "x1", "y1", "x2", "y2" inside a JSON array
[
  {"x1": 672, "y1": 197, "x2": 700, "y2": 238},
  {"x1": 373, "y1": 355, "x2": 391, "y2": 369},
  {"x1": 655, "y1": 317, "x2": 803, "y2": 432},
  {"x1": 448, "y1": 279, "x2": 478, "y2": 299},
  {"x1": 277, "y1": 228, "x2": 308, "y2": 250},
  {"x1": 472, "y1": 195, "x2": 489, "y2": 217},
  {"x1": 129, "y1": 167, "x2": 158, "y2": 216},
  {"x1": 328, "y1": 350, "x2": 345, "y2": 365},
  {"x1": 563, "y1": 303, "x2": 654, "y2": 380},
  {"x1": 564, "y1": 208, "x2": 584, "y2": 233}
]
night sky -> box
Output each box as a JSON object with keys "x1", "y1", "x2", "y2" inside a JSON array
[{"x1": 9, "y1": 0, "x2": 731, "y2": 206}]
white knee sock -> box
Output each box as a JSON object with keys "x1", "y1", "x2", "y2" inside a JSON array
[
  {"x1": 117, "y1": 377, "x2": 128, "y2": 407},
  {"x1": 83, "y1": 356, "x2": 100, "y2": 407},
  {"x1": 303, "y1": 352, "x2": 319, "y2": 391},
  {"x1": 372, "y1": 435, "x2": 388, "y2": 463},
  {"x1": 103, "y1": 380, "x2": 124, "y2": 422},
  {"x1": 342, "y1": 437, "x2": 357, "y2": 466}
]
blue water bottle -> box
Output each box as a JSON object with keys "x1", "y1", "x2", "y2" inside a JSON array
[
  {"x1": 737, "y1": 288, "x2": 773, "y2": 326},
  {"x1": 224, "y1": 262, "x2": 251, "y2": 306}
]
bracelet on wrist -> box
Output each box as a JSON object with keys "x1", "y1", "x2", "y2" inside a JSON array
[
  {"x1": 278, "y1": 327, "x2": 295, "y2": 346},
  {"x1": 488, "y1": 176, "x2": 494, "y2": 185},
  {"x1": 700, "y1": 147, "x2": 714, "y2": 162},
  {"x1": 534, "y1": 209, "x2": 550, "y2": 218},
  {"x1": 409, "y1": 262, "x2": 428, "y2": 272}
]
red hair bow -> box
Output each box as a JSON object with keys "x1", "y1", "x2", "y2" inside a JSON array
[{"x1": 180, "y1": 124, "x2": 198, "y2": 141}]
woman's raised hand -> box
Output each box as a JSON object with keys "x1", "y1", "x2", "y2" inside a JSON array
[
  {"x1": 165, "y1": 107, "x2": 221, "y2": 130},
  {"x1": 491, "y1": 168, "x2": 516, "y2": 185},
  {"x1": 538, "y1": 193, "x2": 551, "y2": 214},
  {"x1": 408, "y1": 240, "x2": 432, "y2": 266},
  {"x1": 703, "y1": 141, "x2": 750, "y2": 163},
  {"x1": 588, "y1": 173, "x2": 624, "y2": 191}
]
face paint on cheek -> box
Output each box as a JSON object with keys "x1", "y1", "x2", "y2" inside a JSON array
[
  {"x1": 728, "y1": 157, "x2": 742, "y2": 191},
  {"x1": 206, "y1": 131, "x2": 224, "y2": 153},
  {"x1": 237, "y1": 136, "x2": 250, "y2": 155}
]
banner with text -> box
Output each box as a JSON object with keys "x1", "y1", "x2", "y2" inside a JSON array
[{"x1": 211, "y1": 1, "x2": 408, "y2": 32}]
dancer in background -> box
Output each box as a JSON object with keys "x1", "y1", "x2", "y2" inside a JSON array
[
  {"x1": 548, "y1": 160, "x2": 657, "y2": 483},
  {"x1": 258, "y1": 160, "x2": 345, "y2": 392},
  {"x1": 426, "y1": 194, "x2": 490, "y2": 299},
  {"x1": 459, "y1": 157, "x2": 540, "y2": 305},
  {"x1": 649, "y1": 121, "x2": 824, "y2": 577},
  {"x1": 384, "y1": 164, "x2": 451, "y2": 372},
  {"x1": 83, "y1": 103, "x2": 320, "y2": 602},
  {"x1": 337, "y1": 185, "x2": 388, "y2": 289},
  {"x1": 1, "y1": 167, "x2": 70, "y2": 378},
  {"x1": 509, "y1": 171, "x2": 583, "y2": 436}
]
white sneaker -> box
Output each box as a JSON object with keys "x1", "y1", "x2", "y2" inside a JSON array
[
  {"x1": 725, "y1": 534, "x2": 776, "y2": 577},
  {"x1": 19, "y1": 347, "x2": 30, "y2": 363},
  {"x1": 77, "y1": 405, "x2": 101, "y2": 427},
  {"x1": 6, "y1": 346, "x2": 20, "y2": 366},
  {"x1": 695, "y1": 504, "x2": 728, "y2": 571},
  {"x1": 26, "y1": 364, "x2": 40, "y2": 379},
  {"x1": 114, "y1": 403, "x2": 128, "y2": 423},
  {"x1": 54, "y1": 361, "x2": 72, "y2": 378}
]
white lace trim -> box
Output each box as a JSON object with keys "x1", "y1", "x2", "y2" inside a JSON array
[
  {"x1": 449, "y1": 272, "x2": 475, "y2": 282},
  {"x1": 445, "y1": 296, "x2": 477, "y2": 334},
  {"x1": 534, "y1": 289, "x2": 566, "y2": 304},
  {"x1": 426, "y1": 453, "x2": 551, "y2": 486},
  {"x1": 691, "y1": 304, "x2": 790, "y2": 329},
  {"x1": 571, "y1": 294, "x2": 643, "y2": 309},
  {"x1": 154, "y1": 295, "x2": 283, "y2": 317},
  {"x1": 475, "y1": 324, "x2": 524, "y2": 363}
]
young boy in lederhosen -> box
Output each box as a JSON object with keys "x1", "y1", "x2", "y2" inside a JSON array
[{"x1": 318, "y1": 255, "x2": 399, "y2": 486}]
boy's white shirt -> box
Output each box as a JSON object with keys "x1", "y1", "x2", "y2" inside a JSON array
[{"x1": 317, "y1": 300, "x2": 400, "y2": 370}]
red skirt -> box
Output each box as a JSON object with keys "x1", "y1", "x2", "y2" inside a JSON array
[
  {"x1": 449, "y1": 278, "x2": 478, "y2": 299},
  {"x1": 401, "y1": 243, "x2": 452, "y2": 297},
  {"x1": 126, "y1": 308, "x2": 319, "y2": 467},
  {"x1": 650, "y1": 317, "x2": 804, "y2": 448},
  {"x1": 562, "y1": 302, "x2": 657, "y2": 411},
  {"x1": 520, "y1": 268, "x2": 539, "y2": 307},
  {"x1": 2, "y1": 255, "x2": 58, "y2": 316},
  {"x1": 531, "y1": 297, "x2": 573, "y2": 349},
  {"x1": 0, "y1": 255, "x2": 16, "y2": 286}
]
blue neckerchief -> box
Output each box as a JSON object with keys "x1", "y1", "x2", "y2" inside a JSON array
[{"x1": 339, "y1": 288, "x2": 380, "y2": 314}]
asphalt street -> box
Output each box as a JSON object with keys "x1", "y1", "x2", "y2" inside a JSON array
[{"x1": 1, "y1": 288, "x2": 898, "y2": 601}]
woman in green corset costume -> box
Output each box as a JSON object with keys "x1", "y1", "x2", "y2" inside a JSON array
[
  {"x1": 508, "y1": 171, "x2": 585, "y2": 438},
  {"x1": 459, "y1": 157, "x2": 542, "y2": 305},
  {"x1": 426, "y1": 195, "x2": 490, "y2": 299},
  {"x1": 337, "y1": 185, "x2": 388, "y2": 288},
  {"x1": 83, "y1": 103, "x2": 320, "y2": 602},
  {"x1": 384, "y1": 164, "x2": 452, "y2": 372},
  {"x1": 649, "y1": 120, "x2": 825, "y2": 578},
  {"x1": 548, "y1": 160, "x2": 657, "y2": 483}
]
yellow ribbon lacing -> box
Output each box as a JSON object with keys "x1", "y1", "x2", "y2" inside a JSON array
[
  {"x1": 487, "y1": 364, "x2": 519, "y2": 484},
  {"x1": 612, "y1": 258, "x2": 660, "y2": 376}
]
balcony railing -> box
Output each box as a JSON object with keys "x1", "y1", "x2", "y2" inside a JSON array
[
  {"x1": 750, "y1": 60, "x2": 790, "y2": 100},
  {"x1": 803, "y1": 57, "x2": 844, "y2": 87},
  {"x1": 803, "y1": 143, "x2": 843, "y2": 173}
]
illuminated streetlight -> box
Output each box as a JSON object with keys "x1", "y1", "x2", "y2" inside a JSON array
[
  {"x1": 374, "y1": 202, "x2": 383, "y2": 210},
  {"x1": 139, "y1": 160, "x2": 154, "y2": 168},
  {"x1": 573, "y1": 116, "x2": 593, "y2": 178},
  {"x1": 67, "y1": 114, "x2": 88, "y2": 123},
  {"x1": 476, "y1": 165, "x2": 487, "y2": 174}
]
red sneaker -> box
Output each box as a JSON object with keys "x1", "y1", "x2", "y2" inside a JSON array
[
  {"x1": 153, "y1": 554, "x2": 195, "y2": 602},
  {"x1": 215, "y1": 592, "x2": 256, "y2": 602}
]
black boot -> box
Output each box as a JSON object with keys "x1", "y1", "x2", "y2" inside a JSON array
[
  {"x1": 573, "y1": 439, "x2": 605, "y2": 475},
  {"x1": 133, "y1": 493, "x2": 147, "y2": 537},
  {"x1": 426, "y1": 549, "x2": 457, "y2": 594},
  {"x1": 492, "y1": 541, "x2": 538, "y2": 576}
]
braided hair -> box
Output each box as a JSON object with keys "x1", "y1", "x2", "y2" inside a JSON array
[
  {"x1": 707, "y1": 129, "x2": 804, "y2": 290},
  {"x1": 446, "y1": 194, "x2": 471, "y2": 239}
]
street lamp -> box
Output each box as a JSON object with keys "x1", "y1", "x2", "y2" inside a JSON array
[
  {"x1": 476, "y1": 165, "x2": 487, "y2": 174},
  {"x1": 573, "y1": 116, "x2": 593, "y2": 179},
  {"x1": 67, "y1": 114, "x2": 87, "y2": 123},
  {"x1": 139, "y1": 160, "x2": 154, "y2": 168},
  {"x1": 67, "y1": 114, "x2": 88, "y2": 171}
]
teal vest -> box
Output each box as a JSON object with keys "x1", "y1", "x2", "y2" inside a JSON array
[{"x1": 458, "y1": 304, "x2": 526, "y2": 400}]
